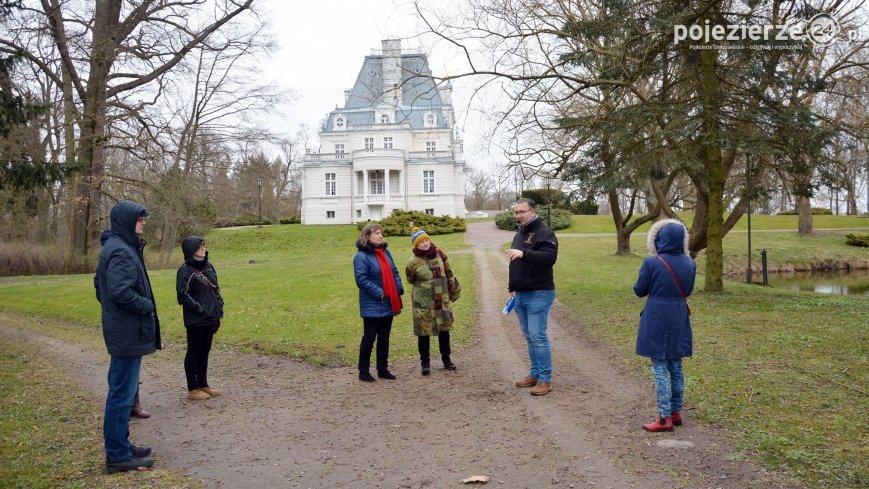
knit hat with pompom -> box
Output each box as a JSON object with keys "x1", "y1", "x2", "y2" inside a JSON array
[{"x1": 411, "y1": 227, "x2": 431, "y2": 249}]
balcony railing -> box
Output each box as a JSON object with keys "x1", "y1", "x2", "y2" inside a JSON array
[
  {"x1": 353, "y1": 194, "x2": 404, "y2": 203},
  {"x1": 305, "y1": 148, "x2": 455, "y2": 163},
  {"x1": 304, "y1": 153, "x2": 350, "y2": 162},
  {"x1": 408, "y1": 150, "x2": 451, "y2": 159}
]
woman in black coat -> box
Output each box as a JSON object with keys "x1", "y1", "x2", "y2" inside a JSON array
[{"x1": 177, "y1": 236, "x2": 224, "y2": 400}]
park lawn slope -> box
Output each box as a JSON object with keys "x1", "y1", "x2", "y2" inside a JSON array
[{"x1": 0, "y1": 224, "x2": 476, "y2": 366}]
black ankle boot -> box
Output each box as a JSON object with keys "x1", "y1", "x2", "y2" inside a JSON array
[
  {"x1": 359, "y1": 371, "x2": 375, "y2": 382},
  {"x1": 421, "y1": 361, "x2": 431, "y2": 376},
  {"x1": 377, "y1": 370, "x2": 397, "y2": 380},
  {"x1": 442, "y1": 356, "x2": 456, "y2": 371}
]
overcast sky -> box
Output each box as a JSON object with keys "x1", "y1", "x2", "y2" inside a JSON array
[
  {"x1": 257, "y1": 0, "x2": 495, "y2": 168},
  {"x1": 260, "y1": 1, "x2": 435, "y2": 134}
]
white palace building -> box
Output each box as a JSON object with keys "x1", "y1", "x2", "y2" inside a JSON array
[{"x1": 300, "y1": 39, "x2": 467, "y2": 224}]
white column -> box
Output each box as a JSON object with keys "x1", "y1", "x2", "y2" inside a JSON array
[{"x1": 363, "y1": 171, "x2": 369, "y2": 202}]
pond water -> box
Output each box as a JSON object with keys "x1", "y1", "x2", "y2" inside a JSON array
[{"x1": 767, "y1": 269, "x2": 869, "y2": 296}]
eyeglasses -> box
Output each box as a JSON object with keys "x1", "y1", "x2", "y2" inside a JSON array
[{"x1": 514, "y1": 209, "x2": 532, "y2": 215}]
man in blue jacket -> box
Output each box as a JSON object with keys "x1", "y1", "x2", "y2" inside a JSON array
[{"x1": 94, "y1": 200, "x2": 161, "y2": 473}]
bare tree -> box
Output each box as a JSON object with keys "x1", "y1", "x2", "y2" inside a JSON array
[
  {"x1": 1, "y1": 0, "x2": 256, "y2": 263},
  {"x1": 415, "y1": 0, "x2": 869, "y2": 290},
  {"x1": 464, "y1": 166, "x2": 491, "y2": 211}
]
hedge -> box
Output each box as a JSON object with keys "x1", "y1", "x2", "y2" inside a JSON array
[
  {"x1": 356, "y1": 209, "x2": 466, "y2": 236},
  {"x1": 494, "y1": 207, "x2": 572, "y2": 231}
]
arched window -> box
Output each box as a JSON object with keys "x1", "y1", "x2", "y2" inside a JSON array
[
  {"x1": 381, "y1": 114, "x2": 389, "y2": 124},
  {"x1": 425, "y1": 113, "x2": 435, "y2": 127},
  {"x1": 335, "y1": 116, "x2": 345, "y2": 129}
]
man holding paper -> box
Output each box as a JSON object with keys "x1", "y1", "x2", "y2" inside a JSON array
[{"x1": 506, "y1": 198, "x2": 559, "y2": 396}]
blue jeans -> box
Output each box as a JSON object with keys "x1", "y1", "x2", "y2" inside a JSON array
[
  {"x1": 514, "y1": 289, "x2": 555, "y2": 383},
  {"x1": 104, "y1": 355, "x2": 142, "y2": 462},
  {"x1": 651, "y1": 359, "x2": 684, "y2": 418}
]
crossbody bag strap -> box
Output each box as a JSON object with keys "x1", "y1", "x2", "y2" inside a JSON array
[
  {"x1": 656, "y1": 256, "x2": 691, "y2": 315},
  {"x1": 193, "y1": 269, "x2": 218, "y2": 292}
]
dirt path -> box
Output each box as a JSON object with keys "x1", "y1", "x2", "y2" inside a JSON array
[{"x1": 0, "y1": 222, "x2": 799, "y2": 488}]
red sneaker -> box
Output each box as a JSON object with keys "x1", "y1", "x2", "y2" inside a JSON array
[
  {"x1": 670, "y1": 411, "x2": 683, "y2": 426},
  {"x1": 643, "y1": 416, "x2": 674, "y2": 432}
]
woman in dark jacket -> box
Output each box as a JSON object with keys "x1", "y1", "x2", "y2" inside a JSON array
[
  {"x1": 353, "y1": 223, "x2": 404, "y2": 382},
  {"x1": 177, "y1": 236, "x2": 224, "y2": 400},
  {"x1": 634, "y1": 219, "x2": 696, "y2": 432}
]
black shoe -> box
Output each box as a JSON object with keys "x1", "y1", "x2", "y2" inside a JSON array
[
  {"x1": 106, "y1": 455, "x2": 154, "y2": 474},
  {"x1": 377, "y1": 370, "x2": 397, "y2": 380},
  {"x1": 359, "y1": 371, "x2": 375, "y2": 382},
  {"x1": 131, "y1": 444, "x2": 151, "y2": 457},
  {"x1": 421, "y1": 363, "x2": 431, "y2": 376},
  {"x1": 443, "y1": 360, "x2": 457, "y2": 371}
]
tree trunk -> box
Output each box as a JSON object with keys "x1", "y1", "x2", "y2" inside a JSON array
[
  {"x1": 797, "y1": 193, "x2": 813, "y2": 235},
  {"x1": 69, "y1": 0, "x2": 122, "y2": 261},
  {"x1": 608, "y1": 189, "x2": 631, "y2": 255},
  {"x1": 699, "y1": 32, "x2": 724, "y2": 292}
]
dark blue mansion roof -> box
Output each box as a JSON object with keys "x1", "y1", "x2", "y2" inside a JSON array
[{"x1": 323, "y1": 52, "x2": 450, "y2": 131}]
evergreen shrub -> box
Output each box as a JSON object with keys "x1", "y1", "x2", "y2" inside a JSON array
[
  {"x1": 494, "y1": 207, "x2": 573, "y2": 231},
  {"x1": 357, "y1": 209, "x2": 466, "y2": 236},
  {"x1": 845, "y1": 233, "x2": 869, "y2": 247}
]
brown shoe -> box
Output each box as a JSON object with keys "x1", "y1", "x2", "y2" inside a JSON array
[
  {"x1": 131, "y1": 401, "x2": 150, "y2": 418},
  {"x1": 200, "y1": 387, "x2": 221, "y2": 397},
  {"x1": 530, "y1": 382, "x2": 552, "y2": 396},
  {"x1": 187, "y1": 389, "x2": 210, "y2": 400},
  {"x1": 515, "y1": 377, "x2": 538, "y2": 388}
]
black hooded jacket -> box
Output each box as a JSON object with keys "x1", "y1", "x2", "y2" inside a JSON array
[
  {"x1": 94, "y1": 200, "x2": 162, "y2": 356},
  {"x1": 176, "y1": 235, "x2": 224, "y2": 328}
]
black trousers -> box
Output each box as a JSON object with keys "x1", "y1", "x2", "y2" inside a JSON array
[
  {"x1": 358, "y1": 316, "x2": 393, "y2": 372},
  {"x1": 418, "y1": 331, "x2": 452, "y2": 364},
  {"x1": 184, "y1": 325, "x2": 215, "y2": 391}
]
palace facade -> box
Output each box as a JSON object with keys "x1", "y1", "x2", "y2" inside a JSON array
[{"x1": 300, "y1": 39, "x2": 466, "y2": 224}]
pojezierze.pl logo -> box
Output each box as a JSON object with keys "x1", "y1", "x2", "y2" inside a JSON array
[{"x1": 673, "y1": 14, "x2": 862, "y2": 47}]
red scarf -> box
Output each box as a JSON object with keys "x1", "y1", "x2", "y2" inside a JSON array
[{"x1": 374, "y1": 248, "x2": 402, "y2": 313}]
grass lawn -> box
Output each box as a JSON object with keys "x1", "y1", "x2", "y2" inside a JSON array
[
  {"x1": 0, "y1": 216, "x2": 866, "y2": 488},
  {"x1": 0, "y1": 338, "x2": 195, "y2": 488}
]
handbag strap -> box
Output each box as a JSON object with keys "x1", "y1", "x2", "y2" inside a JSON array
[
  {"x1": 192, "y1": 268, "x2": 218, "y2": 292},
  {"x1": 656, "y1": 256, "x2": 688, "y2": 302}
]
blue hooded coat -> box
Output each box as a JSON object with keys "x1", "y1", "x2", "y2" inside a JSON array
[
  {"x1": 94, "y1": 201, "x2": 161, "y2": 357},
  {"x1": 634, "y1": 219, "x2": 695, "y2": 360}
]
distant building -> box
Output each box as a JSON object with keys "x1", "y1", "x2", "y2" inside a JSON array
[{"x1": 300, "y1": 39, "x2": 467, "y2": 224}]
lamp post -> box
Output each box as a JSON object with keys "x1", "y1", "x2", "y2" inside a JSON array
[
  {"x1": 746, "y1": 154, "x2": 752, "y2": 284},
  {"x1": 256, "y1": 178, "x2": 263, "y2": 228}
]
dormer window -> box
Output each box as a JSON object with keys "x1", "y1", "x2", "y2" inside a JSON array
[
  {"x1": 335, "y1": 116, "x2": 345, "y2": 129},
  {"x1": 424, "y1": 112, "x2": 436, "y2": 128},
  {"x1": 381, "y1": 114, "x2": 389, "y2": 124}
]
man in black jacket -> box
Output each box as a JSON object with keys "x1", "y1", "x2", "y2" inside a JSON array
[
  {"x1": 507, "y1": 198, "x2": 558, "y2": 396},
  {"x1": 94, "y1": 200, "x2": 161, "y2": 473}
]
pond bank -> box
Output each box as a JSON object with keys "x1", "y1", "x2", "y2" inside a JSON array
[{"x1": 724, "y1": 258, "x2": 869, "y2": 277}]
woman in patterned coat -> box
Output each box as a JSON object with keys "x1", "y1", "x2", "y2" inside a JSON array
[{"x1": 405, "y1": 228, "x2": 461, "y2": 375}]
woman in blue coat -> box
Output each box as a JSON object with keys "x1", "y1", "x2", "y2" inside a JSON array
[
  {"x1": 354, "y1": 223, "x2": 404, "y2": 382},
  {"x1": 634, "y1": 219, "x2": 696, "y2": 432}
]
